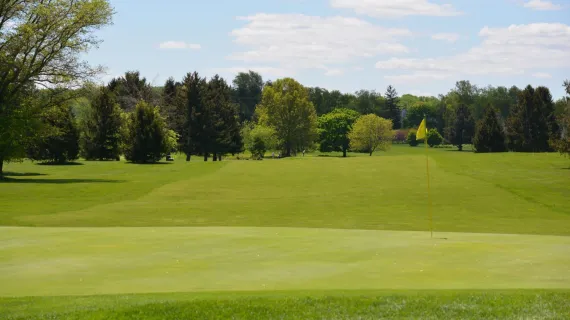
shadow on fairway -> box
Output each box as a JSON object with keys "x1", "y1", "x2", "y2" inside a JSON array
[
  {"x1": 36, "y1": 162, "x2": 85, "y2": 166},
  {"x1": 0, "y1": 177, "x2": 125, "y2": 184},
  {"x1": 1, "y1": 171, "x2": 47, "y2": 177},
  {"x1": 125, "y1": 162, "x2": 173, "y2": 165}
]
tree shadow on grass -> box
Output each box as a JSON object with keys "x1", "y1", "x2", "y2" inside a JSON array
[
  {"x1": 2, "y1": 171, "x2": 47, "y2": 177},
  {"x1": 317, "y1": 155, "x2": 350, "y2": 158},
  {"x1": 125, "y1": 162, "x2": 172, "y2": 165},
  {"x1": 0, "y1": 177, "x2": 125, "y2": 184},
  {"x1": 36, "y1": 162, "x2": 84, "y2": 166}
]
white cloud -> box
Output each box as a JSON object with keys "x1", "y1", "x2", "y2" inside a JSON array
[
  {"x1": 324, "y1": 69, "x2": 344, "y2": 76},
  {"x1": 431, "y1": 33, "x2": 460, "y2": 42},
  {"x1": 376, "y1": 23, "x2": 570, "y2": 82},
  {"x1": 523, "y1": 0, "x2": 562, "y2": 11},
  {"x1": 158, "y1": 41, "x2": 201, "y2": 50},
  {"x1": 330, "y1": 0, "x2": 462, "y2": 17},
  {"x1": 229, "y1": 14, "x2": 412, "y2": 75},
  {"x1": 212, "y1": 66, "x2": 295, "y2": 78},
  {"x1": 532, "y1": 72, "x2": 552, "y2": 78},
  {"x1": 409, "y1": 90, "x2": 435, "y2": 97}
]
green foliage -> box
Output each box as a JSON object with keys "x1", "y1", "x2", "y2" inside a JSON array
[
  {"x1": 403, "y1": 101, "x2": 437, "y2": 128},
  {"x1": 473, "y1": 106, "x2": 507, "y2": 153},
  {"x1": 407, "y1": 129, "x2": 418, "y2": 147},
  {"x1": 27, "y1": 104, "x2": 79, "y2": 164},
  {"x1": 446, "y1": 104, "x2": 475, "y2": 151},
  {"x1": 108, "y1": 71, "x2": 157, "y2": 112},
  {"x1": 426, "y1": 128, "x2": 443, "y2": 147},
  {"x1": 506, "y1": 85, "x2": 558, "y2": 152},
  {"x1": 551, "y1": 81, "x2": 570, "y2": 156},
  {"x1": 256, "y1": 78, "x2": 318, "y2": 156},
  {"x1": 81, "y1": 88, "x2": 123, "y2": 161},
  {"x1": 232, "y1": 71, "x2": 263, "y2": 121},
  {"x1": 0, "y1": 0, "x2": 113, "y2": 175},
  {"x1": 242, "y1": 123, "x2": 278, "y2": 159},
  {"x1": 349, "y1": 114, "x2": 393, "y2": 155},
  {"x1": 318, "y1": 108, "x2": 361, "y2": 157},
  {"x1": 123, "y1": 101, "x2": 171, "y2": 163}
]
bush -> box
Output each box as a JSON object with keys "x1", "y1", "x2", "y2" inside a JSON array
[
  {"x1": 474, "y1": 106, "x2": 507, "y2": 153},
  {"x1": 407, "y1": 129, "x2": 418, "y2": 147},
  {"x1": 393, "y1": 129, "x2": 410, "y2": 144},
  {"x1": 242, "y1": 123, "x2": 277, "y2": 160},
  {"x1": 426, "y1": 128, "x2": 444, "y2": 147},
  {"x1": 123, "y1": 101, "x2": 171, "y2": 163}
]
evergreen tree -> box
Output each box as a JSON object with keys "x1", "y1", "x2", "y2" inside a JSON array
[
  {"x1": 446, "y1": 104, "x2": 474, "y2": 151},
  {"x1": 108, "y1": 71, "x2": 156, "y2": 111},
  {"x1": 506, "y1": 85, "x2": 558, "y2": 152},
  {"x1": 81, "y1": 88, "x2": 123, "y2": 160},
  {"x1": 28, "y1": 104, "x2": 80, "y2": 164},
  {"x1": 124, "y1": 101, "x2": 170, "y2": 163},
  {"x1": 473, "y1": 105, "x2": 507, "y2": 153},
  {"x1": 231, "y1": 71, "x2": 263, "y2": 121},
  {"x1": 385, "y1": 85, "x2": 401, "y2": 129},
  {"x1": 181, "y1": 72, "x2": 208, "y2": 161}
]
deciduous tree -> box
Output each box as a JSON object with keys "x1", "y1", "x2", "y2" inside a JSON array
[
  {"x1": 256, "y1": 78, "x2": 318, "y2": 157},
  {"x1": 348, "y1": 114, "x2": 393, "y2": 156},
  {"x1": 318, "y1": 108, "x2": 360, "y2": 157},
  {"x1": 0, "y1": 0, "x2": 113, "y2": 177}
]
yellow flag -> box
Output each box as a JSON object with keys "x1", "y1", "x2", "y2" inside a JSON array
[{"x1": 416, "y1": 118, "x2": 427, "y2": 140}]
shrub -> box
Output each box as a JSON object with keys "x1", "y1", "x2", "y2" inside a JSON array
[
  {"x1": 393, "y1": 129, "x2": 410, "y2": 144},
  {"x1": 407, "y1": 129, "x2": 418, "y2": 147},
  {"x1": 123, "y1": 101, "x2": 171, "y2": 163},
  {"x1": 426, "y1": 128, "x2": 444, "y2": 147}
]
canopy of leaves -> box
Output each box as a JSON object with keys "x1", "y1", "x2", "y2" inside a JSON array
[
  {"x1": 474, "y1": 106, "x2": 507, "y2": 153},
  {"x1": 318, "y1": 108, "x2": 361, "y2": 157},
  {"x1": 256, "y1": 78, "x2": 318, "y2": 156},
  {"x1": 349, "y1": 114, "x2": 393, "y2": 156},
  {"x1": 242, "y1": 123, "x2": 278, "y2": 159},
  {"x1": 123, "y1": 101, "x2": 170, "y2": 163},
  {"x1": 426, "y1": 128, "x2": 443, "y2": 148}
]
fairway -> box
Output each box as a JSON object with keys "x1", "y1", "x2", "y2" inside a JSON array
[{"x1": 1, "y1": 146, "x2": 569, "y2": 318}]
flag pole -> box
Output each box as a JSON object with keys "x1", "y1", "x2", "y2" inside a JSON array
[
  {"x1": 424, "y1": 128, "x2": 433, "y2": 239},
  {"x1": 423, "y1": 117, "x2": 433, "y2": 239}
]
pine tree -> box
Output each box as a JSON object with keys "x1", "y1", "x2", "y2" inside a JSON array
[
  {"x1": 181, "y1": 72, "x2": 207, "y2": 161},
  {"x1": 473, "y1": 105, "x2": 507, "y2": 153},
  {"x1": 446, "y1": 104, "x2": 475, "y2": 151},
  {"x1": 124, "y1": 101, "x2": 170, "y2": 163},
  {"x1": 385, "y1": 85, "x2": 401, "y2": 129},
  {"x1": 81, "y1": 87, "x2": 123, "y2": 160}
]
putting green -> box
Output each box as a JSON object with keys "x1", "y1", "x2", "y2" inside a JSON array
[{"x1": 1, "y1": 227, "x2": 568, "y2": 297}]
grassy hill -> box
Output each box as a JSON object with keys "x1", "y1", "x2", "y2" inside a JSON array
[{"x1": 1, "y1": 145, "x2": 569, "y2": 319}]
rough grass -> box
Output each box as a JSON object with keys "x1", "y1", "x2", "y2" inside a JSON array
[
  {"x1": 1, "y1": 146, "x2": 569, "y2": 235},
  {"x1": 2, "y1": 291, "x2": 569, "y2": 320}
]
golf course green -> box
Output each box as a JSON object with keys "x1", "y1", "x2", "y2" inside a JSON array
[{"x1": 1, "y1": 145, "x2": 569, "y2": 319}]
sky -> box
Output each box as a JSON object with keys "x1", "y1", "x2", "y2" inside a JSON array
[{"x1": 87, "y1": 0, "x2": 570, "y2": 99}]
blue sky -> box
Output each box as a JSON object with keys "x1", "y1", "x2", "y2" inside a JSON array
[{"x1": 87, "y1": 0, "x2": 570, "y2": 98}]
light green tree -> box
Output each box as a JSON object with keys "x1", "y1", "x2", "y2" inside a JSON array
[{"x1": 349, "y1": 114, "x2": 393, "y2": 156}]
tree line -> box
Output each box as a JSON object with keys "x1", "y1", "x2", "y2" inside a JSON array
[{"x1": 0, "y1": 0, "x2": 568, "y2": 178}]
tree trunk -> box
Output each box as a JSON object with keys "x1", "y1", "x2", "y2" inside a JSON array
[
  {"x1": 186, "y1": 154, "x2": 191, "y2": 162},
  {"x1": 369, "y1": 151, "x2": 373, "y2": 156},
  {"x1": 458, "y1": 144, "x2": 463, "y2": 151},
  {"x1": 343, "y1": 148, "x2": 347, "y2": 158},
  {"x1": 0, "y1": 157, "x2": 3, "y2": 179},
  {"x1": 219, "y1": 155, "x2": 222, "y2": 161},
  {"x1": 203, "y1": 153, "x2": 208, "y2": 162},
  {"x1": 213, "y1": 154, "x2": 218, "y2": 162}
]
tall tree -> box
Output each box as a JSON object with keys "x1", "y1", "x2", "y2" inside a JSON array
[
  {"x1": 27, "y1": 104, "x2": 80, "y2": 164},
  {"x1": 181, "y1": 72, "x2": 206, "y2": 161},
  {"x1": 550, "y1": 80, "x2": 570, "y2": 156},
  {"x1": 318, "y1": 108, "x2": 361, "y2": 157},
  {"x1": 473, "y1": 105, "x2": 507, "y2": 153},
  {"x1": 232, "y1": 71, "x2": 263, "y2": 121},
  {"x1": 108, "y1": 71, "x2": 156, "y2": 111},
  {"x1": 0, "y1": 0, "x2": 113, "y2": 177},
  {"x1": 385, "y1": 85, "x2": 401, "y2": 129},
  {"x1": 348, "y1": 114, "x2": 393, "y2": 156},
  {"x1": 81, "y1": 87, "x2": 123, "y2": 160},
  {"x1": 446, "y1": 104, "x2": 475, "y2": 151},
  {"x1": 256, "y1": 78, "x2": 318, "y2": 157},
  {"x1": 506, "y1": 85, "x2": 558, "y2": 152},
  {"x1": 205, "y1": 75, "x2": 242, "y2": 161}
]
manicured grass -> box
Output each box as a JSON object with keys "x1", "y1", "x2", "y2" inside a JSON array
[
  {"x1": 1, "y1": 227, "x2": 569, "y2": 297},
  {"x1": 2, "y1": 290, "x2": 569, "y2": 320},
  {"x1": 1, "y1": 146, "x2": 569, "y2": 235},
  {"x1": 1, "y1": 147, "x2": 569, "y2": 318}
]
